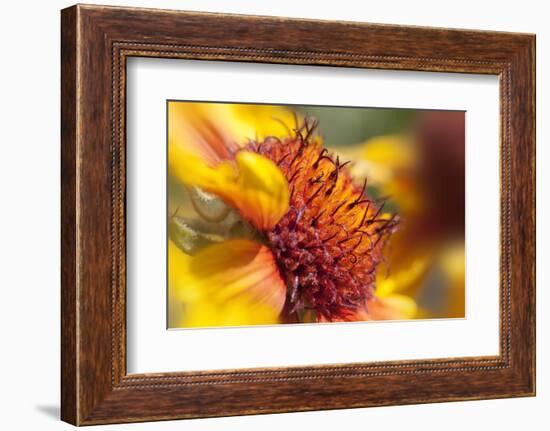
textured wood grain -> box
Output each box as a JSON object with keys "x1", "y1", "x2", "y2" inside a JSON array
[
  {"x1": 60, "y1": 6, "x2": 78, "y2": 425},
  {"x1": 60, "y1": 4, "x2": 535, "y2": 425}
]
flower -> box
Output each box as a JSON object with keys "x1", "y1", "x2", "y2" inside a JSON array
[
  {"x1": 168, "y1": 103, "x2": 405, "y2": 328},
  {"x1": 329, "y1": 111, "x2": 466, "y2": 319}
]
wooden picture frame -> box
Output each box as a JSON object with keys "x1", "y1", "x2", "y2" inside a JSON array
[{"x1": 61, "y1": 4, "x2": 535, "y2": 425}]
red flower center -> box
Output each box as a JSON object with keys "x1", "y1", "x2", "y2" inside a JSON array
[{"x1": 245, "y1": 120, "x2": 398, "y2": 322}]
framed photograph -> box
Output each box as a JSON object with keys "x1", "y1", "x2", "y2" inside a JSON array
[{"x1": 61, "y1": 4, "x2": 535, "y2": 425}]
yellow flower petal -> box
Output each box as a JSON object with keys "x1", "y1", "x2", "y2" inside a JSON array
[
  {"x1": 181, "y1": 300, "x2": 283, "y2": 328},
  {"x1": 228, "y1": 104, "x2": 298, "y2": 141},
  {"x1": 168, "y1": 102, "x2": 239, "y2": 166},
  {"x1": 167, "y1": 239, "x2": 194, "y2": 328},
  {"x1": 171, "y1": 239, "x2": 287, "y2": 328},
  {"x1": 367, "y1": 294, "x2": 418, "y2": 320},
  {"x1": 360, "y1": 135, "x2": 416, "y2": 170},
  {"x1": 168, "y1": 239, "x2": 192, "y2": 291},
  {"x1": 169, "y1": 145, "x2": 289, "y2": 231},
  {"x1": 168, "y1": 102, "x2": 296, "y2": 166},
  {"x1": 438, "y1": 242, "x2": 466, "y2": 318},
  {"x1": 229, "y1": 151, "x2": 290, "y2": 230},
  {"x1": 376, "y1": 254, "x2": 430, "y2": 297}
]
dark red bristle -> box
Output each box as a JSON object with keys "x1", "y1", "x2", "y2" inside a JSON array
[{"x1": 244, "y1": 118, "x2": 398, "y2": 322}]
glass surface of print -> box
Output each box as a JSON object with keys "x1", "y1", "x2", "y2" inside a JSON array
[{"x1": 167, "y1": 102, "x2": 465, "y2": 329}]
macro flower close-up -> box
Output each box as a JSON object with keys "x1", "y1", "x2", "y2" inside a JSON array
[{"x1": 167, "y1": 102, "x2": 465, "y2": 328}]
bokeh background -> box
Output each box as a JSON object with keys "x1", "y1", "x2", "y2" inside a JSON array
[{"x1": 168, "y1": 102, "x2": 466, "y2": 327}]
